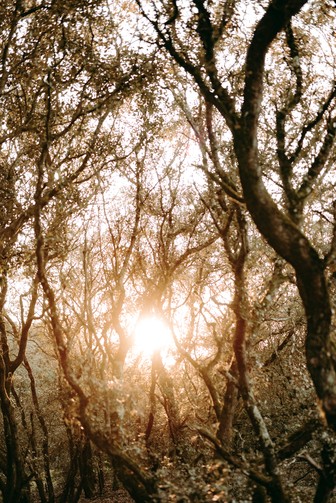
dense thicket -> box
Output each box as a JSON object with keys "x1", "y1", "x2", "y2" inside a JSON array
[{"x1": 0, "y1": 1, "x2": 335, "y2": 502}]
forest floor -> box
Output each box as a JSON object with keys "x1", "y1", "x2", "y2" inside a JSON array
[{"x1": 78, "y1": 489, "x2": 135, "y2": 503}]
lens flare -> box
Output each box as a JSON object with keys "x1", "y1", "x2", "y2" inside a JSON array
[{"x1": 133, "y1": 316, "x2": 173, "y2": 355}]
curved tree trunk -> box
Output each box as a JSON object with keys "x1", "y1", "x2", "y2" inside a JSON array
[{"x1": 233, "y1": 0, "x2": 336, "y2": 430}]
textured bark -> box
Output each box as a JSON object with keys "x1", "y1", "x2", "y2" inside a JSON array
[
  {"x1": 0, "y1": 373, "x2": 30, "y2": 503},
  {"x1": 153, "y1": 351, "x2": 182, "y2": 452},
  {"x1": 277, "y1": 419, "x2": 320, "y2": 461},
  {"x1": 24, "y1": 359, "x2": 55, "y2": 503},
  {"x1": 217, "y1": 360, "x2": 239, "y2": 446},
  {"x1": 0, "y1": 287, "x2": 31, "y2": 502}
]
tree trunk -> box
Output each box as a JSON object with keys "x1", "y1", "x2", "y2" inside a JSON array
[{"x1": 217, "y1": 360, "x2": 239, "y2": 447}]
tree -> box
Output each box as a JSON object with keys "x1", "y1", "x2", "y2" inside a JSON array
[
  {"x1": 135, "y1": 0, "x2": 336, "y2": 500},
  {"x1": 0, "y1": 1, "x2": 155, "y2": 501}
]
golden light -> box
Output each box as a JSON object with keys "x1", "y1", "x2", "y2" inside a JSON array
[{"x1": 133, "y1": 316, "x2": 173, "y2": 355}]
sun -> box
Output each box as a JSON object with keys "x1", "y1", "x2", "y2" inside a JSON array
[{"x1": 133, "y1": 316, "x2": 173, "y2": 355}]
